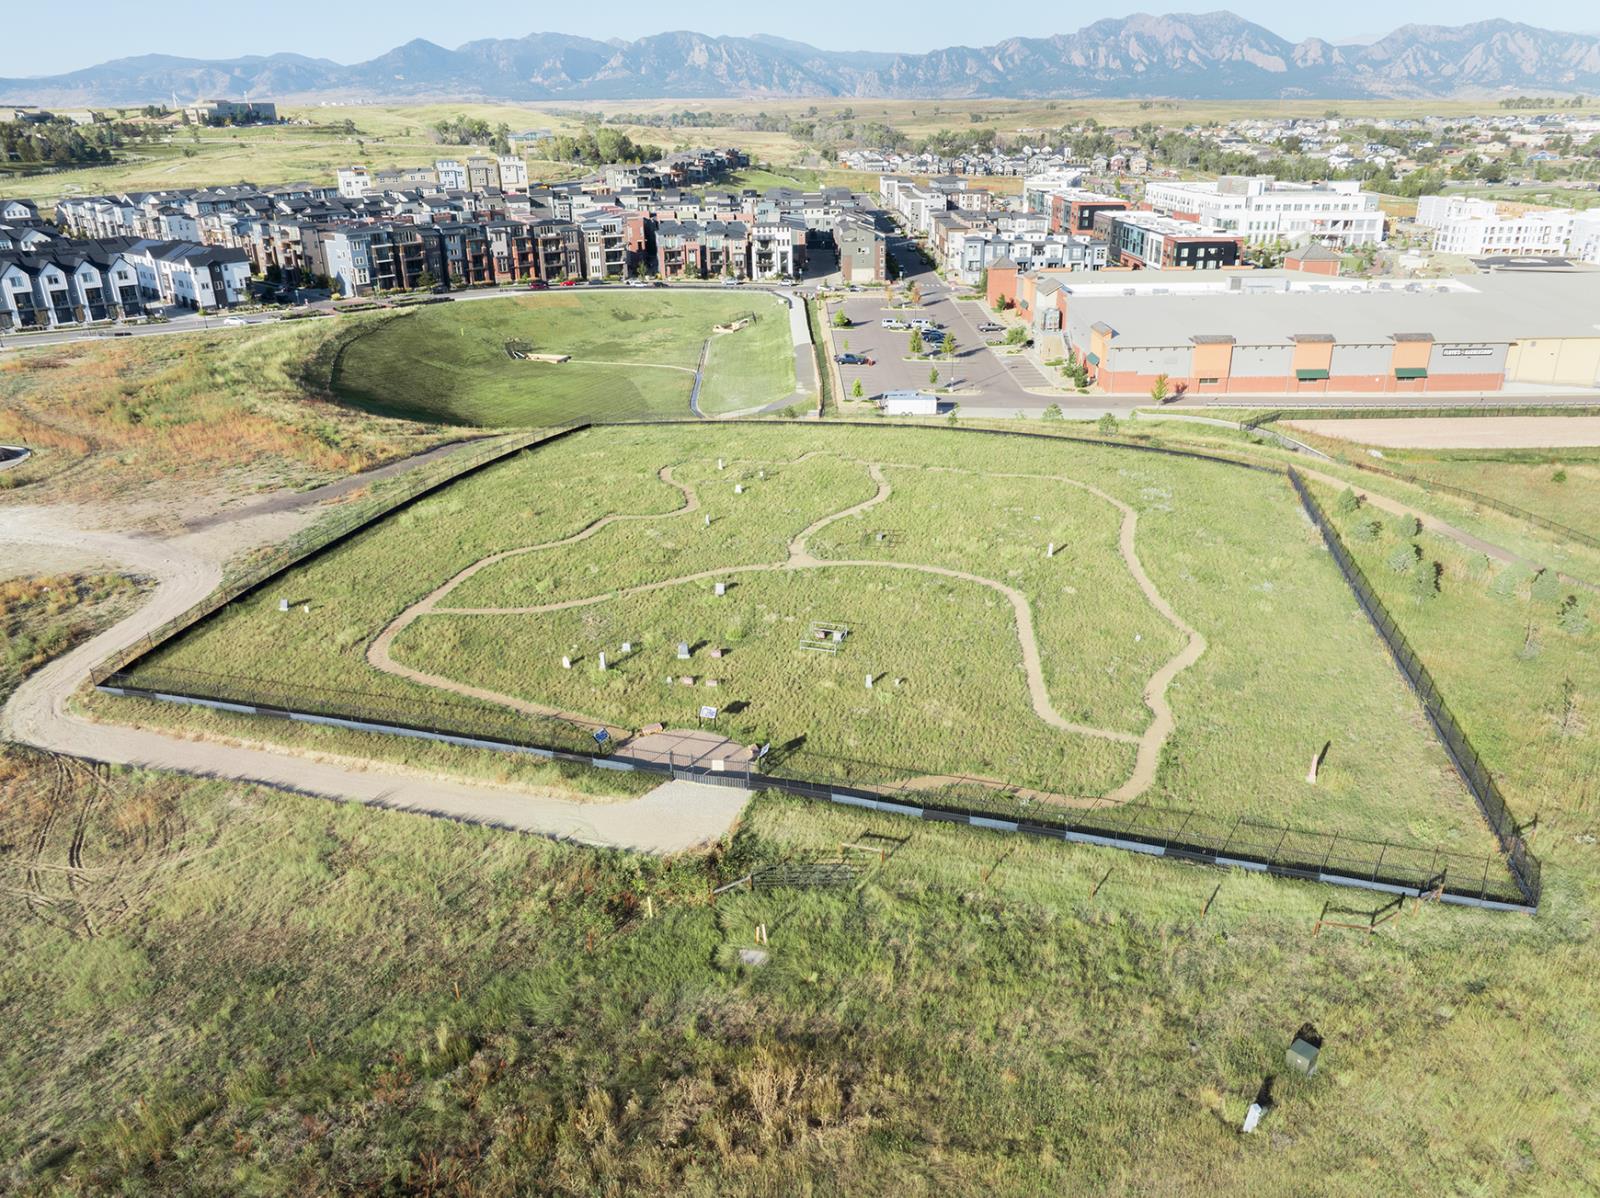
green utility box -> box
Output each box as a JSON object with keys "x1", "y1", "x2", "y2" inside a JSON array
[{"x1": 1286, "y1": 1037, "x2": 1321, "y2": 1077}]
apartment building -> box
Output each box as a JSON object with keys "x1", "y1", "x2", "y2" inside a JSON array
[
  {"x1": 1142, "y1": 177, "x2": 1385, "y2": 248},
  {"x1": 1416, "y1": 196, "x2": 1576, "y2": 257},
  {"x1": 1044, "y1": 189, "x2": 1129, "y2": 236},
  {"x1": 1094, "y1": 210, "x2": 1244, "y2": 270},
  {"x1": 183, "y1": 100, "x2": 277, "y2": 125},
  {"x1": 835, "y1": 216, "x2": 887, "y2": 284},
  {"x1": 434, "y1": 160, "x2": 468, "y2": 191}
]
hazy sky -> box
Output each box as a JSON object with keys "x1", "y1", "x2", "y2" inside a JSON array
[{"x1": 7, "y1": 0, "x2": 1598, "y2": 76}]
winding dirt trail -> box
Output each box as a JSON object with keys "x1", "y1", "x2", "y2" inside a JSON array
[{"x1": 370, "y1": 452, "x2": 1204, "y2": 802}]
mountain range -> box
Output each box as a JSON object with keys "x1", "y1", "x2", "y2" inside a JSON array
[{"x1": 5, "y1": 14, "x2": 1600, "y2": 106}]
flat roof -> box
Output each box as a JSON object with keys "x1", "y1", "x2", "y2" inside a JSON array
[{"x1": 1082, "y1": 272, "x2": 1600, "y2": 348}]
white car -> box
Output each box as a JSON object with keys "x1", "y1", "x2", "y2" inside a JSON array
[
  {"x1": 222, "y1": 316, "x2": 247, "y2": 327},
  {"x1": 625, "y1": 279, "x2": 648, "y2": 288},
  {"x1": 881, "y1": 318, "x2": 909, "y2": 330},
  {"x1": 720, "y1": 277, "x2": 743, "y2": 287}
]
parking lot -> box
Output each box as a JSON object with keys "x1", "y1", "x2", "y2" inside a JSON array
[{"x1": 824, "y1": 237, "x2": 1059, "y2": 414}]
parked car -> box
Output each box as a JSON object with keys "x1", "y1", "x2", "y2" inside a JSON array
[
  {"x1": 834, "y1": 353, "x2": 874, "y2": 366},
  {"x1": 526, "y1": 280, "x2": 548, "y2": 290},
  {"x1": 625, "y1": 279, "x2": 648, "y2": 288},
  {"x1": 651, "y1": 280, "x2": 667, "y2": 287},
  {"x1": 881, "y1": 318, "x2": 909, "y2": 330},
  {"x1": 721, "y1": 277, "x2": 743, "y2": 287},
  {"x1": 560, "y1": 278, "x2": 580, "y2": 287},
  {"x1": 919, "y1": 329, "x2": 945, "y2": 345},
  {"x1": 222, "y1": 316, "x2": 247, "y2": 327},
  {"x1": 977, "y1": 321, "x2": 1002, "y2": 333},
  {"x1": 909, "y1": 318, "x2": 943, "y2": 331}
]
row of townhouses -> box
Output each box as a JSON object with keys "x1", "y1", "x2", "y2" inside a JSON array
[
  {"x1": 40, "y1": 146, "x2": 894, "y2": 304},
  {"x1": 0, "y1": 237, "x2": 249, "y2": 330},
  {"x1": 1141, "y1": 177, "x2": 1386, "y2": 248}
]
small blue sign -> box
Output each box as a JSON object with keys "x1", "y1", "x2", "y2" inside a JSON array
[{"x1": 593, "y1": 729, "x2": 610, "y2": 745}]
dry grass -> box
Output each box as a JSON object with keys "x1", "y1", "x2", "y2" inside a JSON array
[{"x1": 0, "y1": 322, "x2": 454, "y2": 500}]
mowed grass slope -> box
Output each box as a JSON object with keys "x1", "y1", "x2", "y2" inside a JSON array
[
  {"x1": 121, "y1": 424, "x2": 1491, "y2": 848},
  {"x1": 330, "y1": 291, "x2": 795, "y2": 426}
]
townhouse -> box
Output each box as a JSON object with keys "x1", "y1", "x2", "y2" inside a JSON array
[{"x1": 1093, "y1": 210, "x2": 1243, "y2": 270}]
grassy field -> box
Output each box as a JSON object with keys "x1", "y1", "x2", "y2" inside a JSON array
[
  {"x1": 117, "y1": 422, "x2": 1493, "y2": 849},
  {"x1": 1316, "y1": 476, "x2": 1600, "y2": 827},
  {"x1": 2, "y1": 745, "x2": 1595, "y2": 1195},
  {"x1": 0, "y1": 320, "x2": 454, "y2": 503},
  {"x1": 1368, "y1": 450, "x2": 1600, "y2": 537},
  {"x1": 329, "y1": 292, "x2": 796, "y2": 426},
  {"x1": 7, "y1": 419, "x2": 1600, "y2": 1193}
]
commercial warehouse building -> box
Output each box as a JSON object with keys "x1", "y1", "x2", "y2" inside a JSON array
[{"x1": 1057, "y1": 270, "x2": 1600, "y2": 395}]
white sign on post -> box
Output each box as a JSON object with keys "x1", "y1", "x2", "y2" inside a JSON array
[{"x1": 699, "y1": 705, "x2": 718, "y2": 720}]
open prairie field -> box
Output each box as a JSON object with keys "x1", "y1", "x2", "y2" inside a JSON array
[
  {"x1": 328, "y1": 291, "x2": 796, "y2": 426},
  {"x1": 115, "y1": 422, "x2": 1495, "y2": 852},
  {"x1": 0, "y1": 319, "x2": 453, "y2": 502}
]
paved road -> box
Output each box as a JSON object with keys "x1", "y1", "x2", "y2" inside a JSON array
[
  {"x1": 822, "y1": 234, "x2": 1071, "y2": 416},
  {"x1": 0, "y1": 443, "x2": 752, "y2": 854}
]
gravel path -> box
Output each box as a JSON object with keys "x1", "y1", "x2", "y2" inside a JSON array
[{"x1": 372, "y1": 452, "x2": 1202, "y2": 803}]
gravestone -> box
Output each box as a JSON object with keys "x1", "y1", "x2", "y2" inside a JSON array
[
  {"x1": 621, "y1": 641, "x2": 632, "y2": 654},
  {"x1": 562, "y1": 656, "x2": 572, "y2": 669},
  {"x1": 598, "y1": 652, "x2": 608, "y2": 671},
  {"x1": 709, "y1": 648, "x2": 723, "y2": 659},
  {"x1": 714, "y1": 582, "x2": 726, "y2": 596},
  {"x1": 1047, "y1": 542, "x2": 1056, "y2": 558},
  {"x1": 278, "y1": 599, "x2": 289, "y2": 612},
  {"x1": 717, "y1": 458, "x2": 725, "y2": 470},
  {"x1": 677, "y1": 642, "x2": 691, "y2": 660},
  {"x1": 734, "y1": 484, "x2": 744, "y2": 494},
  {"x1": 865, "y1": 674, "x2": 873, "y2": 689}
]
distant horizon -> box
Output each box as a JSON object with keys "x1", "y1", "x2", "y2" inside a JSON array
[{"x1": 5, "y1": 5, "x2": 1600, "y2": 78}]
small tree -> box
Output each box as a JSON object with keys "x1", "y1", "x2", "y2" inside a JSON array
[
  {"x1": 1042, "y1": 403, "x2": 1064, "y2": 421},
  {"x1": 929, "y1": 365, "x2": 941, "y2": 386},
  {"x1": 1335, "y1": 487, "x2": 1361, "y2": 515},
  {"x1": 851, "y1": 378, "x2": 864, "y2": 399},
  {"x1": 992, "y1": 295, "x2": 1009, "y2": 314},
  {"x1": 832, "y1": 308, "x2": 850, "y2": 328},
  {"x1": 946, "y1": 401, "x2": 960, "y2": 426},
  {"x1": 909, "y1": 328, "x2": 923, "y2": 355},
  {"x1": 1005, "y1": 326, "x2": 1028, "y2": 346},
  {"x1": 1097, "y1": 412, "x2": 1118, "y2": 436},
  {"x1": 908, "y1": 281, "x2": 922, "y2": 306},
  {"x1": 415, "y1": 269, "x2": 438, "y2": 291},
  {"x1": 1150, "y1": 373, "x2": 1170, "y2": 404},
  {"x1": 1387, "y1": 543, "x2": 1420, "y2": 575}
]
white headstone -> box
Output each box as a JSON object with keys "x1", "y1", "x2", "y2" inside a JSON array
[
  {"x1": 621, "y1": 641, "x2": 632, "y2": 654},
  {"x1": 301, "y1": 604, "x2": 310, "y2": 614},
  {"x1": 734, "y1": 484, "x2": 744, "y2": 494},
  {"x1": 832, "y1": 629, "x2": 843, "y2": 643},
  {"x1": 717, "y1": 458, "x2": 725, "y2": 470},
  {"x1": 1047, "y1": 542, "x2": 1056, "y2": 558},
  {"x1": 714, "y1": 582, "x2": 726, "y2": 596},
  {"x1": 704, "y1": 513, "x2": 711, "y2": 527},
  {"x1": 865, "y1": 674, "x2": 873, "y2": 689},
  {"x1": 1241, "y1": 1103, "x2": 1265, "y2": 1135},
  {"x1": 598, "y1": 652, "x2": 608, "y2": 671},
  {"x1": 278, "y1": 599, "x2": 289, "y2": 612},
  {"x1": 677, "y1": 642, "x2": 691, "y2": 660},
  {"x1": 758, "y1": 469, "x2": 765, "y2": 480},
  {"x1": 561, "y1": 656, "x2": 572, "y2": 669}
]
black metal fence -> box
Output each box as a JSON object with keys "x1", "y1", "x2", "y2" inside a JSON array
[
  {"x1": 1289, "y1": 469, "x2": 1540, "y2": 907},
  {"x1": 90, "y1": 418, "x2": 1542, "y2": 911}
]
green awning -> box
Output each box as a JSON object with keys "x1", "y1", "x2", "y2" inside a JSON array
[
  {"x1": 1295, "y1": 368, "x2": 1329, "y2": 381},
  {"x1": 1394, "y1": 367, "x2": 1428, "y2": 379},
  {"x1": 1086, "y1": 352, "x2": 1100, "y2": 366}
]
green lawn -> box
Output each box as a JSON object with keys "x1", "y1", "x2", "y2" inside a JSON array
[
  {"x1": 329, "y1": 292, "x2": 795, "y2": 426},
  {"x1": 119, "y1": 423, "x2": 1493, "y2": 849},
  {"x1": 1385, "y1": 451, "x2": 1600, "y2": 538}
]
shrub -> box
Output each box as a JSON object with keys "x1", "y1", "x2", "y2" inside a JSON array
[
  {"x1": 1531, "y1": 568, "x2": 1564, "y2": 604},
  {"x1": 850, "y1": 379, "x2": 864, "y2": 399},
  {"x1": 1490, "y1": 564, "x2": 1532, "y2": 599},
  {"x1": 1335, "y1": 487, "x2": 1361, "y2": 515},
  {"x1": 908, "y1": 329, "x2": 923, "y2": 355},
  {"x1": 1097, "y1": 413, "x2": 1118, "y2": 436},
  {"x1": 1350, "y1": 519, "x2": 1382, "y2": 542},
  {"x1": 832, "y1": 309, "x2": 850, "y2": 328},
  {"x1": 1556, "y1": 595, "x2": 1592, "y2": 636},
  {"x1": 1552, "y1": 468, "x2": 1568, "y2": 483},
  {"x1": 1387, "y1": 543, "x2": 1419, "y2": 574},
  {"x1": 1041, "y1": 404, "x2": 1063, "y2": 422},
  {"x1": 1150, "y1": 373, "x2": 1170, "y2": 403},
  {"x1": 1390, "y1": 513, "x2": 1422, "y2": 539},
  {"x1": 1410, "y1": 560, "x2": 1440, "y2": 603},
  {"x1": 1005, "y1": 326, "x2": 1029, "y2": 346}
]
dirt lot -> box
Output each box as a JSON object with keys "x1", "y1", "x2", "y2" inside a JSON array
[{"x1": 1283, "y1": 416, "x2": 1600, "y2": 449}]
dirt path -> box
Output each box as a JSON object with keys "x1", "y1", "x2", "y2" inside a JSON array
[
  {"x1": 371, "y1": 452, "x2": 1203, "y2": 802},
  {"x1": 1, "y1": 451, "x2": 748, "y2": 854}
]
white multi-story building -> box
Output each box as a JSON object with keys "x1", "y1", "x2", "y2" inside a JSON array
[
  {"x1": 1415, "y1": 195, "x2": 1575, "y2": 257},
  {"x1": 335, "y1": 166, "x2": 371, "y2": 198},
  {"x1": 496, "y1": 155, "x2": 529, "y2": 191},
  {"x1": 1142, "y1": 176, "x2": 1385, "y2": 247},
  {"x1": 434, "y1": 159, "x2": 467, "y2": 190},
  {"x1": 1570, "y1": 211, "x2": 1600, "y2": 266}
]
